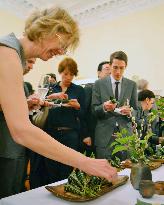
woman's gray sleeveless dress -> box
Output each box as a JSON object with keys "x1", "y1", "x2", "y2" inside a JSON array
[{"x1": 0, "y1": 33, "x2": 27, "y2": 198}]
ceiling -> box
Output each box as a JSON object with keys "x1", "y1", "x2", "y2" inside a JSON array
[{"x1": 0, "y1": 0, "x2": 164, "y2": 27}]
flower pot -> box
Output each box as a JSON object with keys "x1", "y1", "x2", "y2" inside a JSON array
[{"x1": 130, "y1": 161, "x2": 152, "y2": 190}]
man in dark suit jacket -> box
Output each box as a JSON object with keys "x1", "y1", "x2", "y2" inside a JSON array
[
  {"x1": 82, "y1": 61, "x2": 111, "y2": 155},
  {"x1": 135, "y1": 90, "x2": 160, "y2": 152},
  {"x1": 92, "y1": 51, "x2": 138, "y2": 160}
]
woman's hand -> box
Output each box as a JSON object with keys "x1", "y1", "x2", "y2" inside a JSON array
[
  {"x1": 80, "y1": 157, "x2": 118, "y2": 182},
  {"x1": 27, "y1": 95, "x2": 41, "y2": 111},
  {"x1": 39, "y1": 100, "x2": 54, "y2": 108},
  {"x1": 63, "y1": 99, "x2": 80, "y2": 110},
  {"x1": 27, "y1": 94, "x2": 54, "y2": 110},
  {"x1": 47, "y1": 92, "x2": 68, "y2": 100}
]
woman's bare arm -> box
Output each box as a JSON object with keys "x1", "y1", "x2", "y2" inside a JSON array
[{"x1": 0, "y1": 47, "x2": 117, "y2": 180}]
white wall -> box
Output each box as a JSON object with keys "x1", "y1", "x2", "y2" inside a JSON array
[
  {"x1": 0, "y1": 4, "x2": 164, "y2": 93},
  {"x1": 72, "y1": 4, "x2": 164, "y2": 93},
  {"x1": 0, "y1": 10, "x2": 24, "y2": 35}
]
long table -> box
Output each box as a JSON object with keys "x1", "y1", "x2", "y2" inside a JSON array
[{"x1": 0, "y1": 166, "x2": 164, "y2": 205}]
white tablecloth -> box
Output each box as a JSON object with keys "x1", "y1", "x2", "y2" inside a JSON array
[{"x1": 0, "y1": 166, "x2": 164, "y2": 205}]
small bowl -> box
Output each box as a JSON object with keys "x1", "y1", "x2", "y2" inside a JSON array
[
  {"x1": 139, "y1": 180, "x2": 155, "y2": 198},
  {"x1": 155, "y1": 181, "x2": 164, "y2": 195}
]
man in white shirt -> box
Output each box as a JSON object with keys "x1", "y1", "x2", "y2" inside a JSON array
[{"x1": 92, "y1": 51, "x2": 138, "y2": 160}]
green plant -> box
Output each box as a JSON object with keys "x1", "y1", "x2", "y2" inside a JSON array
[
  {"x1": 136, "y1": 199, "x2": 153, "y2": 205},
  {"x1": 111, "y1": 116, "x2": 153, "y2": 164},
  {"x1": 110, "y1": 156, "x2": 121, "y2": 168},
  {"x1": 64, "y1": 169, "x2": 104, "y2": 197},
  {"x1": 156, "y1": 97, "x2": 164, "y2": 119},
  {"x1": 52, "y1": 98, "x2": 70, "y2": 104},
  {"x1": 152, "y1": 97, "x2": 164, "y2": 119},
  {"x1": 152, "y1": 145, "x2": 164, "y2": 159},
  {"x1": 64, "y1": 152, "x2": 111, "y2": 197},
  {"x1": 136, "y1": 199, "x2": 164, "y2": 205},
  {"x1": 109, "y1": 96, "x2": 118, "y2": 104}
]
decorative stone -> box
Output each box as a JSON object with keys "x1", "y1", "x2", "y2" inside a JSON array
[{"x1": 130, "y1": 161, "x2": 152, "y2": 190}]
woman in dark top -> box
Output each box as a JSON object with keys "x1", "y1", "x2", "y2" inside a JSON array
[{"x1": 42, "y1": 58, "x2": 86, "y2": 183}]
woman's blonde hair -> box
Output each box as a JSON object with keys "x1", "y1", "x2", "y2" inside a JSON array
[
  {"x1": 58, "y1": 57, "x2": 78, "y2": 76},
  {"x1": 25, "y1": 7, "x2": 79, "y2": 50}
]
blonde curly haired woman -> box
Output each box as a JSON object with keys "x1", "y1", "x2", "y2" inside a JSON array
[{"x1": 0, "y1": 7, "x2": 117, "y2": 198}]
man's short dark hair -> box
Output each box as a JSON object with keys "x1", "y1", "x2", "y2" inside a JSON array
[
  {"x1": 138, "y1": 90, "x2": 155, "y2": 101},
  {"x1": 97, "y1": 61, "x2": 109, "y2": 71},
  {"x1": 110, "y1": 51, "x2": 128, "y2": 65}
]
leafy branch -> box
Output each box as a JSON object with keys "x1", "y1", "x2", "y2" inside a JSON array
[
  {"x1": 111, "y1": 116, "x2": 153, "y2": 163},
  {"x1": 152, "y1": 97, "x2": 164, "y2": 119},
  {"x1": 64, "y1": 153, "x2": 111, "y2": 197}
]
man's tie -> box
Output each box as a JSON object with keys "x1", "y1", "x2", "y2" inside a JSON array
[{"x1": 115, "y1": 81, "x2": 120, "y2": 101}]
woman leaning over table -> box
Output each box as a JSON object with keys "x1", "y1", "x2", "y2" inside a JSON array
[{"x1": 0, "y1": 6, "x2": 117, "y2": 198}]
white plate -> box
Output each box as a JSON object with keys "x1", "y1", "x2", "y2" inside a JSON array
[{"x1": 114, "y1": 108, "x2": 126, "y2": 115}]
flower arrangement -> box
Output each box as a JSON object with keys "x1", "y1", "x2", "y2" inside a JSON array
[
  {"x1": 64, "y1": 153, "x2": 111, "y2": 197},
  {"x1": 153, "y1": 97, "x2": 164, "y2": 119},
  {"x1": 151, "y1": 144, "x2": 164, "y2": 159},
  {"x1": 111, "y1": 115, "x2": 154, "y2": 164},
  {"x1": 151, "y1": 97, "x2": 164, "y2": 134}
]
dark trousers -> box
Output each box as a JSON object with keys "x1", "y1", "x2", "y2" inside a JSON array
[
  {"x1": 29, "y1": 129, "x2": 80, "y2": 188},
  {"x1": 29, "y1": 153, "x2": 48, "y2": 189},
  {"x1": 0, "y1": 156, "x2": 27, "y2": 198},
  {"x1": 44, "y1": 129, "x2": 80, "y2": 184}
]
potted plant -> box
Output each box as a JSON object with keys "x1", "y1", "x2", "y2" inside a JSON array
[
  {"x1": 152, "y1": 97, "x2": 164, "y2": 119},
  {"x1": 152, "y1": 97, "x2": 164, "y2": 141},
  {"x1": 147, "y1": 97, "x2": 164, "y2": 159},
  {"x1": 111, "y1": 116, "x2": 154, "y2": 190}
]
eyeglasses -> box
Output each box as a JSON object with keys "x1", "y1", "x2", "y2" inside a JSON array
[{"x1": 56, "y1": 33, "x2": 69, "y2": 55}]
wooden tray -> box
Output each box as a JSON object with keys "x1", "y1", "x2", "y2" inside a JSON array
[
  {"x1": 148, "y1": 161, "x2": 162, "y2": 170},
  {"x1": 121, "y1": 160, "x2": 162, "y2": 170},
  {"x1": 148, "y1": 157, "x2": 164, "y2": 164},
  {"x1": 45, "y1": 175, "x2": 129, "y2": 202}
]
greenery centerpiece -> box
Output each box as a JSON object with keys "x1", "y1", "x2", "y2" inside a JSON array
[
  {"x1": 110, "y1": 115, "x2": 154, "y2": 190},
  {"x1": 147, "y1": 97, "x2": 164, "y2": 159},
  {"x1": 111, "y1": 121, "x2": 153, "y2": 164},
  {"x1": 152, "y1": 97, "x2": 164, "y2": 141},
  {"x1": 64, "y1": 153, "x2": 111, "y2": 197},
  {"x1": 64, "y1": 169, "x2": 109, "y2": 197},
  {"x1": 149, "y1": 144, "x2": 164, "y2": 161},
  {"x1": 153, "y1": 97, "x2": 164, "y2": 119}
]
